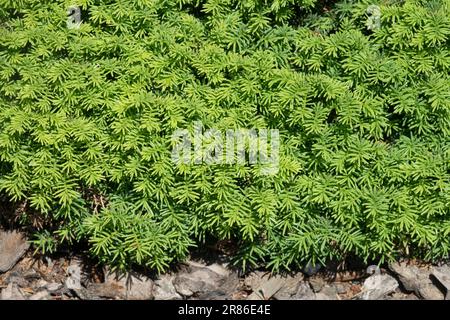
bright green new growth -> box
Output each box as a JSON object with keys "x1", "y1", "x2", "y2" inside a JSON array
[{"x1": 1, "y1": 0, "x2": 450, "y2": 272}]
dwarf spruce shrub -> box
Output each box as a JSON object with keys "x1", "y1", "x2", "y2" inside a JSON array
[{"x1": 1, "y1": 0, "x2": 450, "y2": 272}]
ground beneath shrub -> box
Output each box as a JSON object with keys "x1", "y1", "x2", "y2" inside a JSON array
[{"x1": 1, "y1": 230, "x2": 449, "y2": 300}]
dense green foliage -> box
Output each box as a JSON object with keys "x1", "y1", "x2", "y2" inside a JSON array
[{"x1": 1, "y1": 0, "x2": 450, "y2": 272}]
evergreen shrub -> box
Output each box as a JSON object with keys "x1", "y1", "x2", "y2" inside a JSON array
[{"x1": 1, "y1": 0, "x2": 450, "y2": 272}]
